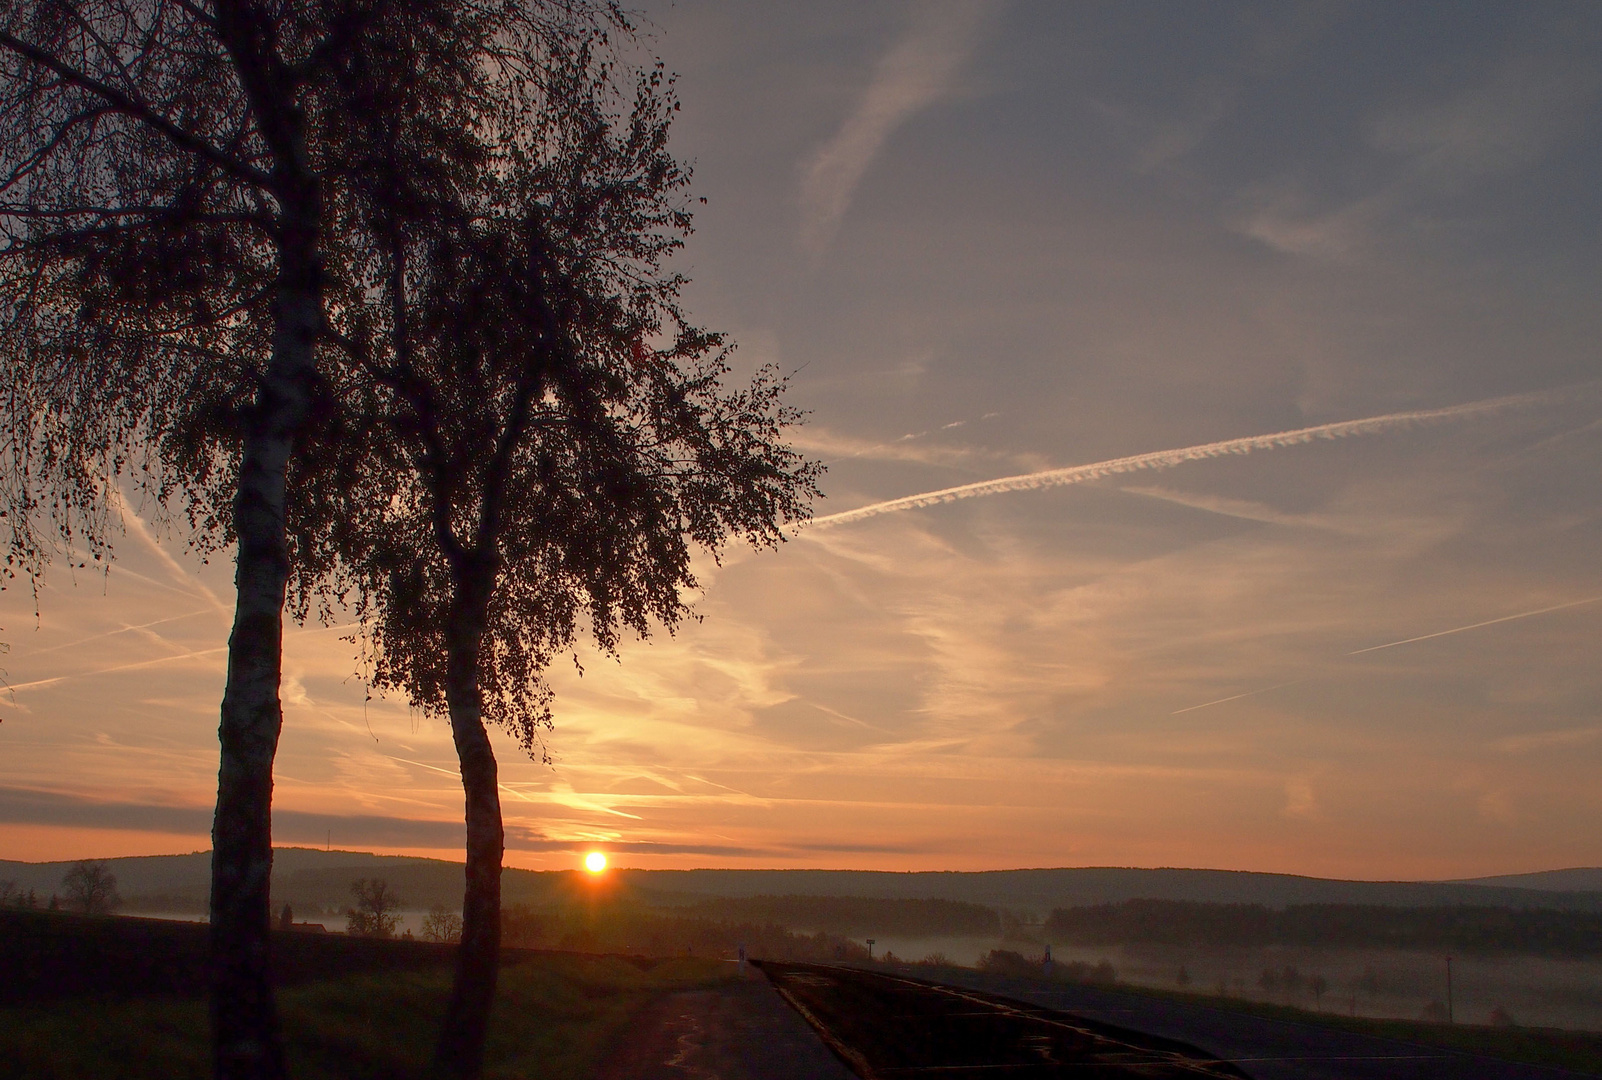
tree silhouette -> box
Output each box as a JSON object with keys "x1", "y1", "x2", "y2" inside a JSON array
[
  {"x1": 60, "y1": 859, "x2": 119, "y2": 914},
  {"x1": 345, "y1": 878, "x2": 401, "y2": 938},
  {"x1": 1, "y1": 4, "x2": 618, "y2": 1077},
  {"x1": 314, "y1": 38, "x2": 819, "y2": 1078},
  {"x1": 422, "y1": 904, "x2": 463, "y2": 944}
]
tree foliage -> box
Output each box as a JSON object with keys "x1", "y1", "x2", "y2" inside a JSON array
[
  {"x1": 0, "y1": 0, "x2": 609, "y2": 601},
  {"x1": 0, "y1": 5, "x2": 628, "y2": 1078},
  {"x1": 299, "y1": 35, "x2": 818, "y2": 1077},
  {"x1": 319, "y1": 42, "x2": 819, "y2": 744}
]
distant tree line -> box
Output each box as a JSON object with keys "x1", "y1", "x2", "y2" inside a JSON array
[
  {"x1": 682, "y1": 895, "x2": 1002, "y2": 938},
  {"x1": 1044, "y1": 899, "x2": 1602, "y2": 957},
  {"x1": 977, "y1": 948, "x2": 1117, "y2": 985},
  {"x1": 1, "y1": 861, "x2": 122, "y2": 914},
  {"x1": 0, "y1": 880, "x2": 41, "y2": 908}
]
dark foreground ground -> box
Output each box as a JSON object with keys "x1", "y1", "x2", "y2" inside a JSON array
[
  {"x1": 0, "y1": 906, "x2": 458, "y2": 1004},
  {"x1": 0, "y1": 908, "x2": 730, "y2": 1079},
  {"x1": 7, "y1": 909, "x2": 1600, "y2": 1078}
]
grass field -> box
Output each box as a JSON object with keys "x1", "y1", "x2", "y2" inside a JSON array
[{"x1": 0, "y1": 909, "x2": 733, "y2": 1079}]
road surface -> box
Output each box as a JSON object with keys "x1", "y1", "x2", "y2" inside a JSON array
[
  {"x1": 596, "y1": 965, "x2": 856, "y2": 1080},
  {"x1": 924, "y1": 966, "x2": 1593, "y2": 1079}
]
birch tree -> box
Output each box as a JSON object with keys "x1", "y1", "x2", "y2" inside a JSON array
[
  {"x1": 0, "y1": 4, "x2": 617, "y2": 1076},
  {"x1": 317, "y1": 41, "x2": 820, "y2": 1078}
]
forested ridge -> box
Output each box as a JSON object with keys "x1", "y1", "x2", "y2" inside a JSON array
[{"x1": 1045, "y1": 899, "x2": 1602, "y2": 956}]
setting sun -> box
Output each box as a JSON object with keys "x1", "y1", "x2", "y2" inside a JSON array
[{"x1": 584, "y1": 851, "x2": 608, "y2": 874}]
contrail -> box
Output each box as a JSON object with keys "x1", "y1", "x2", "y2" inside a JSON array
[
  {"x1": 1171, "y1": 595, "x2": 1602, "y2": 714},
  {"x1": 4, "y1": 645, "x2": 227, "y2": 694},
  {"x1": 1171, "y1": 680, "x2": 1306, "y2": 716},
  {"x1": 806, "y1": 390, "x2": 1548, "y2": 530},
  {"x1": 8, "y1": 609, "x2": 211, "y2": 660},
  {"x1": 1347, "y1": 596, "x2": 1602, "y2": 655}
]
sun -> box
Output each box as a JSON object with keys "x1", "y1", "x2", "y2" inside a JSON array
[{"x1": 584, "y1": 851, "x2": 608, "y2": 874}]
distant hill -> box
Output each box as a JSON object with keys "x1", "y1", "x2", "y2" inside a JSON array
[
  {"x1": 624, "y1": 866, "x2": 1602, "y2": 915},
  {"x1": 1043, "y1": 898, "x2": 1602, "y2": 956},
  {"x1": 1450, "y1": 868, "x2": 1602, "y2": 893},
  {"x1": 5, "y1": 852, "x2": 1602, "y2": 917}
]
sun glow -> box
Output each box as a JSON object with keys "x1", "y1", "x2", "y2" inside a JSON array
[{"x1": 584, "y1": 851, "x2": 608, "y2": 874}]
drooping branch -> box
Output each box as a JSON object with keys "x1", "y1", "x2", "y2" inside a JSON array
[{"x1": 0, "y1": 30, "x2": 272, "y2": 189}]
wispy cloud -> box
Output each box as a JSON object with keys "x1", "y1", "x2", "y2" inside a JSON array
[
  {"x1": 1367, "y1": 51, "x2": 1600, "y2": 185},
  {"x1": 790, "y1": 418, "x2": 1028, "y2": 471},
  {"x1": 798, "y1": 0, "x2": 993, "y2": 255},
  {"x1": 1119, "y1": 486, "x2": 1348, "y2": 531},
  {"x1": 807, "y1": 389, "x2": 1552, "y2": 529},
  {"x1": 1233, "y1": 26, "x2": 1602, "y2": 259},
  {"x1": 1090, "y1": 91, "x2": 1235, "y2": 174},
  {"x1": 1493, "y1": 724, "x2": 1602, "y2": 755}
]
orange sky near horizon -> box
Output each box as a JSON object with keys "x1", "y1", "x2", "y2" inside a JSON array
[{"x1": 5, "y1": 2, "x2": 1602, "y2": 881}]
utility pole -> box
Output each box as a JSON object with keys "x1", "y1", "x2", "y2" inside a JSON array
[
  {"x1": 1445, "y1": 956, "x2": 1454, "y2": 1024},
  {"x1": 866, "y1": 938, "x2": 875, "y2": 961}
]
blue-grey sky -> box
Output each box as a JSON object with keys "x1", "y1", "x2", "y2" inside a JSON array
[{"x1": 3, "y1": 1, "x2": 1601, "y2": 877}]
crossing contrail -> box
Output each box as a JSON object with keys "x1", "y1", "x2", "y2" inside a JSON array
[{"x1": 806, "y1": 390, "x2": 1550, "y2": 530}]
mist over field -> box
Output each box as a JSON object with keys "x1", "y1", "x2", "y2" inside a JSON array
[{"x1": 8, "y1": 849, "x2": 1601, "y2": 1032}]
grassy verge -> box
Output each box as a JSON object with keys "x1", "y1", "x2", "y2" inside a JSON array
[
  {"x1": 0, "y1": 953, "x2": 732, "y2": 1080},
  {"x1": 1113, "y1": 982, "x2": 1602, "y2": 1076}
]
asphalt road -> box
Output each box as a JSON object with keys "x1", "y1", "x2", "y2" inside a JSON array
[
  {"x1": 595, "y1": 965, "x2": 857, "y2": 1080},
  {"x1": 926, "y1": 967, "x2": 1594, "y2": 1079},
  {"x1": 761, "y1": 961, "x2": 1249, "y2": 1077}
]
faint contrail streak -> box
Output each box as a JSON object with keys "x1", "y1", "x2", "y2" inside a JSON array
[
  {"x1": 1170, "y1": 595, "x2": 1602, "y2": 714},
  {"x1": 1171, "y1": 681, "x2": 1306, "y2": 716},
  {"x1": 3, "y1": 646, "x2": 227, "y2": 694},
  {"x1": 8, "y1": 609, "x2": 210, "y2": 660},
  {"x1": 806, "y1": 390, "x2": 1548, "y2": 530},
  {"x1": 1346, "y1": 596, "x2": 1602, "y2": 655}
]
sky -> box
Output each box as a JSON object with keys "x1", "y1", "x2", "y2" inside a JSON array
[{"x1": 4, "y1": 0, "x2": 1602, "y2": 880}]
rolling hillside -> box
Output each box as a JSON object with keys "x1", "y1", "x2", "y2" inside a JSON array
[{"x1": 5, "y1": 851, "x2": 1602, "y2": 916}]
